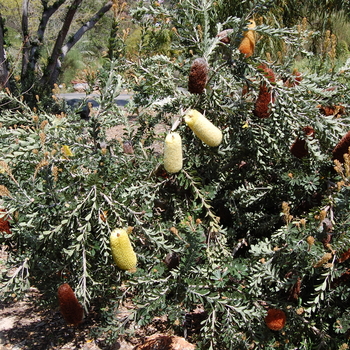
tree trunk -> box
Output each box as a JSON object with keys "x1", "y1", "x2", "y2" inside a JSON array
[
  {"x1": 43, "y1": 0, "x2": 113, "y2": 88},
  {"x1": 0, "y1": 13, "x2": 9, "y2": 90},
  {"x1": 28, "y1": 0, "x2": 67, "y2": 72},
  {"x1": 40, "y1": 0, "x2": 84, "y2": 88},
  {"x1": 61, "y1": 1, "x2": 113, "y2": 58},
  {"x1": 21, "y1": 0, "x2": 30, "y2": 82}
]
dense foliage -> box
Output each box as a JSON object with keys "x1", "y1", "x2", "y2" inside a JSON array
[{"x1": 1, "y1": 0, "x2": 350, "y2": 349}]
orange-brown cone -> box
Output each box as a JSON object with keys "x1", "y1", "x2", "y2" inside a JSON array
[
  {"x1": 290, "y1": 126, "x2": 315, "y2": 159},
  {"x1": 58, "y1": 283, "x2": 84, "y2": 326},
  {"x1": 265, "y1": 308, "x2": 287, "y2": 331},
  {"x1": 332, "y1": 130, "x2": 350, "y2": 163}
]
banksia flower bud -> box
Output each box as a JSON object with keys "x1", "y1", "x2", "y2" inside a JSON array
[
  {"x1": 57, "y1": 283, "x2": 84, "y2": 326},
  {"x1": 332, "y1": 131, "x2": 350, "y2": 163},
  {"x1": 306, "y1": 235, "x2": 315, "y2": 246},
  {"x1": 110, "y1": 228, "x2": 137, "y2": 271},
  {"x1": 184, "y1": 109, "x2": 222, "y2": 147},
  {"x1": 238, "y1": 20, "x2": 256, "y2": 58},
  {"x1": 163, "y1": 132, "x2": 183, "y2": 173},
  {"x1": 265, "y1": 308, "x2": 287, "y2": 331},
  {"x1": 314, "y1": 252, "x2": 332, "y2": 267},
  {"x1": 188, "y1": 58, "x2": 209, "y2": 94},
  {"x1": 290, "y1": 126, "x2": 315, "y2": 159}
]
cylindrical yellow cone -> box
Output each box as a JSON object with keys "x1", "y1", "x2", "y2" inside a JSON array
[
  {"x1": 184, "y1": 109, "x2": 222, "y2": 147},
  {"x1": 164, "y1": 132, "x2": 183, "y2": 173},
  {"x1": 110, "y1": 228, "x2": 137, "y2": 271}
]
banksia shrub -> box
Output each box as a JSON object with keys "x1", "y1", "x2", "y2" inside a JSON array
[
  {"x1": 188, "y1": 57, "x2": 209, "y2": 94},
  {"x1": 332, "y1": 130, "x2": 350, "y2": 163},
  {"x1": 265, "y1": 309, "x2": 287, "y2": 331},
  {"x1": 110, "y1": 228, "x2": 137, "y2": 271},
  {"x1": 57, "y1": 283, "x2": 84, "y2": 326},
  {"x1": 238, "y1": 20, "x2": 256, "y2": 58},
  {"x1": 290, "y1": 126, "x2": 315, "y2": 159},
  {"x1": 184, "y1": 109, "x2": 222, "y2": 147},
  {"x1": 0, "y1": 209, "x2": 11, "y2": 234},
  {"x1": 163, "y1": 132, "x2": 183, "y2": 173}
]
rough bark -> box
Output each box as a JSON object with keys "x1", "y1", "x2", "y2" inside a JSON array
[{"x1": 28, "y1": 0, "x2": 67, "y2": 72}]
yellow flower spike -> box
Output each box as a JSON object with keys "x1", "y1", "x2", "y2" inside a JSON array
[
  {"x1": 110, "y1": 228, "x2": 137, "y2": 271},
  {"x1": 184, "y1": 109, "x2": 222, "y2": 147},
  {"x1": 163, "y1": 132, "x2": 183, "y2": 173},
  {"x1": 61, "y1": 145, "x2": 73, "y2": 158}
]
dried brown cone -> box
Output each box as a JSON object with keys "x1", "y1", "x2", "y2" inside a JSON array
[
  {"x1": 265, "y1": 308, "x2": 287, "y2": 331},
  {"x1": 332, "y1": 130, "x2": 350, "y2": 163},
  {"x1": 0, "y1": 209, "x2": 11, "y2": 234},
  {"x1": 318, "y1": 104, "x2": 345, "y2": 117},
  {"x1": 57, "y1": 283, "x2": 84, "y2": 326},
  {"x1": 253, "y1": 84, "x2": 273, "y2": 118},
  {"x1": 188, "y1": 57, "x2": 209, "y2": 94},
  {"x1": 290, "y1": 126, "x2": 315, "y2": 159}
]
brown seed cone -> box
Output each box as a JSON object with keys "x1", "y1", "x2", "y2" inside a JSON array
[
  {"x1": 253, "y1": 84, "x2": 273, "y2": 118},
  {"x1": 265, "y1": 308, "x2": 287, "y2": 331},
  {"x1": 332, "y1": 130, "x2": 350, "y2": 163},
  {"x1": 0, "y1": 209, "x2": 11, "y2": 234},
  {"x1": 188, "y1": 58, "x2": 209, "y2": 94},
  {"x1": 58, "y1": 283, "x2": 84, "y2": 326},
  {"x1": 319, "y1": 104, "x2": 346, "y2": 117},
  {"x1": 290, "y1": 126, "x2": 315, "y2": 159}
]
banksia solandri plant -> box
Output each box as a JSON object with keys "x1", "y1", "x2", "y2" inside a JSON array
[
  {"x1": 184, "y1": 109, "x2": 222, "y2": 147},
  {"x1": 57, "y1": 283, "x2": 84, "y2": 326},
  {"x1": 332, "y1": 130, "x2": 350, "y2": 163},
  {"x1": 0, "y1": 209, "x2": 11, "y2": 234},
  {"x1": 110, "y1": 228, "x2": 137, "y2": 271},
  {"x1": 264, "y1": 309, "x2": 287, "y2": 331},
  {"x1": 163, "y1": 132, "x2": 183, "y2": 173},
  {"x1": 238, "y1": 20, "x2": 256, "y2": 58},
  {"x1": 290, "y1": 126, "x2": 315, "y2": 159},
  {"x1": 188, "y1": 58, "x2": 209, "y2": 94}
]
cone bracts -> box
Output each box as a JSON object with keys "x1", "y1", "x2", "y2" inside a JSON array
[
  {"x1": 163, "y1": 132, "x2": 183, "y2": 173},
  {"x1": 265, "y1": 308, "x2": 287, "y2": 331},
  {"x1": 333, "y1": 130, "x2": 350, "y2": 163},
  {"x1": 290, "y1": 126, "x2": 315, "y2": 159},
  {"x1": 57, "y1": 283, "x2": 84, "y2": 326},
  {"x1": 110, "y1": 228, "x2": 137, "y2": 271},
  {"x1": 184, "y1": 109, "x2": 222, "y2": 147},
  {"x1": 238, "y1": 20, "x2": 256, "y2": 58},
  {"x1": 253, "y1": 64, "x2": 275, "y2": 119},
  {"x1": 188, "y1": 58, "x2": 209, "y2": 94}
]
